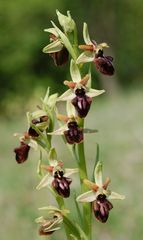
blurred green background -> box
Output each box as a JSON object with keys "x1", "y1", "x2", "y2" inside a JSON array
[{"x1": 1, "y1": 0, "x2": 143, "y2": 239}]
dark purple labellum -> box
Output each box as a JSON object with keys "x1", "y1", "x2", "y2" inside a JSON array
[
  {"x1": 28, "y1": 126, "x2": 39, "y2": 137},
  {"x1": 94, "y1": 49, "x2": 114, "y2": 76},
  {"x1": 49, "y1": 47, "x2": 69, "y2": 66},
  {"x1": 64, "y1": 121, "x2": 83, "y2": 144},
  {"x1": 93, "y1": 194, "x2": 113, "y2": 223},
  {"x1": 14, "y1": 142, "x2": 30, "y2": 164},
  {"x1": 52, "y1": 170, "x2": 72, "y2": 198},
  {"x1": 72, "y1": 88, "x2": 92, "y2": 118}
]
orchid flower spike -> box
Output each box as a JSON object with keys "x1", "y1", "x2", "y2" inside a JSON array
[
  {"x1": 76, "y1": 23, "x2": 114, "y2": 75},
  {"x1": 77, "y1": 161, "x2": 125, "y2": 223}
]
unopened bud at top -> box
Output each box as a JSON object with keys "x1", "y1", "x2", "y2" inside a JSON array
[{"x1": 56, "y1": 10, "x2": 75, "y2": 33}]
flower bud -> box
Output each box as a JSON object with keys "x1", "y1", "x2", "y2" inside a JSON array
[
  {"x1": 28, "y1": 115, "x2": 49, "y2": 137},
  {"x1": 64, "y1": 121, "x2": 83, "y2": 144},
  {"x1": 72, "y1": 88, "x2": 92, "y2": 118},
  {"x1": 93, "y1": 194, "x2": 113, "y2": 223},
  {"x1": 38, "y1": 216, "x2": 58, "y2": 236},
  {"x1": 28, "y1": 119, "x2": 40, "y2": 137},
  {"x1": 14, "y1": 142, "x2": 30, "y2": 164},
  {"x1": 56, "y1": 10, "x2": 75, "y2": 33},
  {"x1": 52, "y1": 170, "x2": 72, "y2": 198},
  {"x1": 94, "y1": 49, "x2": 114, "y2": 76}
]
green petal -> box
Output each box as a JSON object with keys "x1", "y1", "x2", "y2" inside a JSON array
[
  {"x1": 58, "y1": 89, "x2": 74, "y2": 101},
  {"x1": 64, "y1": 168, "x2": 78, "y2": 177},
  {"x1": 94, "y1": 161, "x2": 103, "y2": 188},
  {"x1": 87, "y1": 88, "x2": 105, "y2": 98},
  {"x1": 51, "y1": 21, "x2": 76, "y2": 60},
  {"x1": 76, "y1": 51, "x2": 94, "y2": 64},
  {"x1": 76, "y1": 190, "x2": 97, "y2": 202},
  {"x1": 43, "y1": 39, "x2": 63, "y2": 53},
  {"x1": 108, "y1": 191, "x2": 125, "y2": 200},
  {"x1": 36, "y1": 174, "x2": 53, "y2": 190},
  {"x1": 47, "y1": 125, "x2": 67, "y2": 135},
  {"x1": 83, "y1": 22, "x2": 92, "y2": 45},
  {"x1": 70, "y1": 59, "x2": 81, "y2": 83}
]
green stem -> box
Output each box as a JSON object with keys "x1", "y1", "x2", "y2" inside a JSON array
[{"x1": 77, "y1": 119, "x2": 92, "y2": 240}]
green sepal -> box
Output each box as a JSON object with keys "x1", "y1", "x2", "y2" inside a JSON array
[
  {"x1": 83, "y1": 22, "x2": 92, "y2": 45},
  {"x1": 48, "y1": 147, "x2": 57, "y2": 161},
  {"x1": 70, "y1": 59, "x2": 81, "y2": 83},
  {"x1": 44, "y1": 27, "x2": 59, "y2": 37},
  {"x1": 51, "y1": 21, "x2": 77, "y2": 60},
  {"x1": 43, "y1": 39, "x2": 63, "y2": 53}
]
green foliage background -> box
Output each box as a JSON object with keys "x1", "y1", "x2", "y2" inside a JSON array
[{"x1": 0, "y1": 1, "x2": 143, "y2": 239}]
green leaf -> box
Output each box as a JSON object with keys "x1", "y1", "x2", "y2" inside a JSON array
[
  {"x1": 51, "y1": 21, "x2": 77, "y2": 60},
  {"x1": 63, "y1": 216, "x2": 80, "y2": 239},
  {"x1": 76, "y1": 224, "x2": 89, "y2": 240}
]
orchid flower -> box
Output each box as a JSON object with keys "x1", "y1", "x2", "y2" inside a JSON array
[
  {"x1": 76, "y1": 23, "x2": 114, "y2": 75},
  {"x1": 58, "y1": 59, "x2": 105, "y2": 118},
  {"x1": 35, "y1": 206, "x2": 67, "y2": 236},
  {"x1": 77, "y1": 161, "x2": 125, "y2": 223},
  {"x1": 36, "y1": 148, "x2": 78, "y2": 197}
]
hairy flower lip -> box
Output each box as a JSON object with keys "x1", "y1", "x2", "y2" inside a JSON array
[
  {"x1": 64, "y1": 120, "x2": 84, "y2": 144},
  {"x1": 94, "y1": 56, "x2": 115, "y2": 76},
  {"x1": 93, "y1": 194, "x2": 113, "y2": 223},
  {"x1": 14, "y1": 141, "x2": 30, "y2": 164}
]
